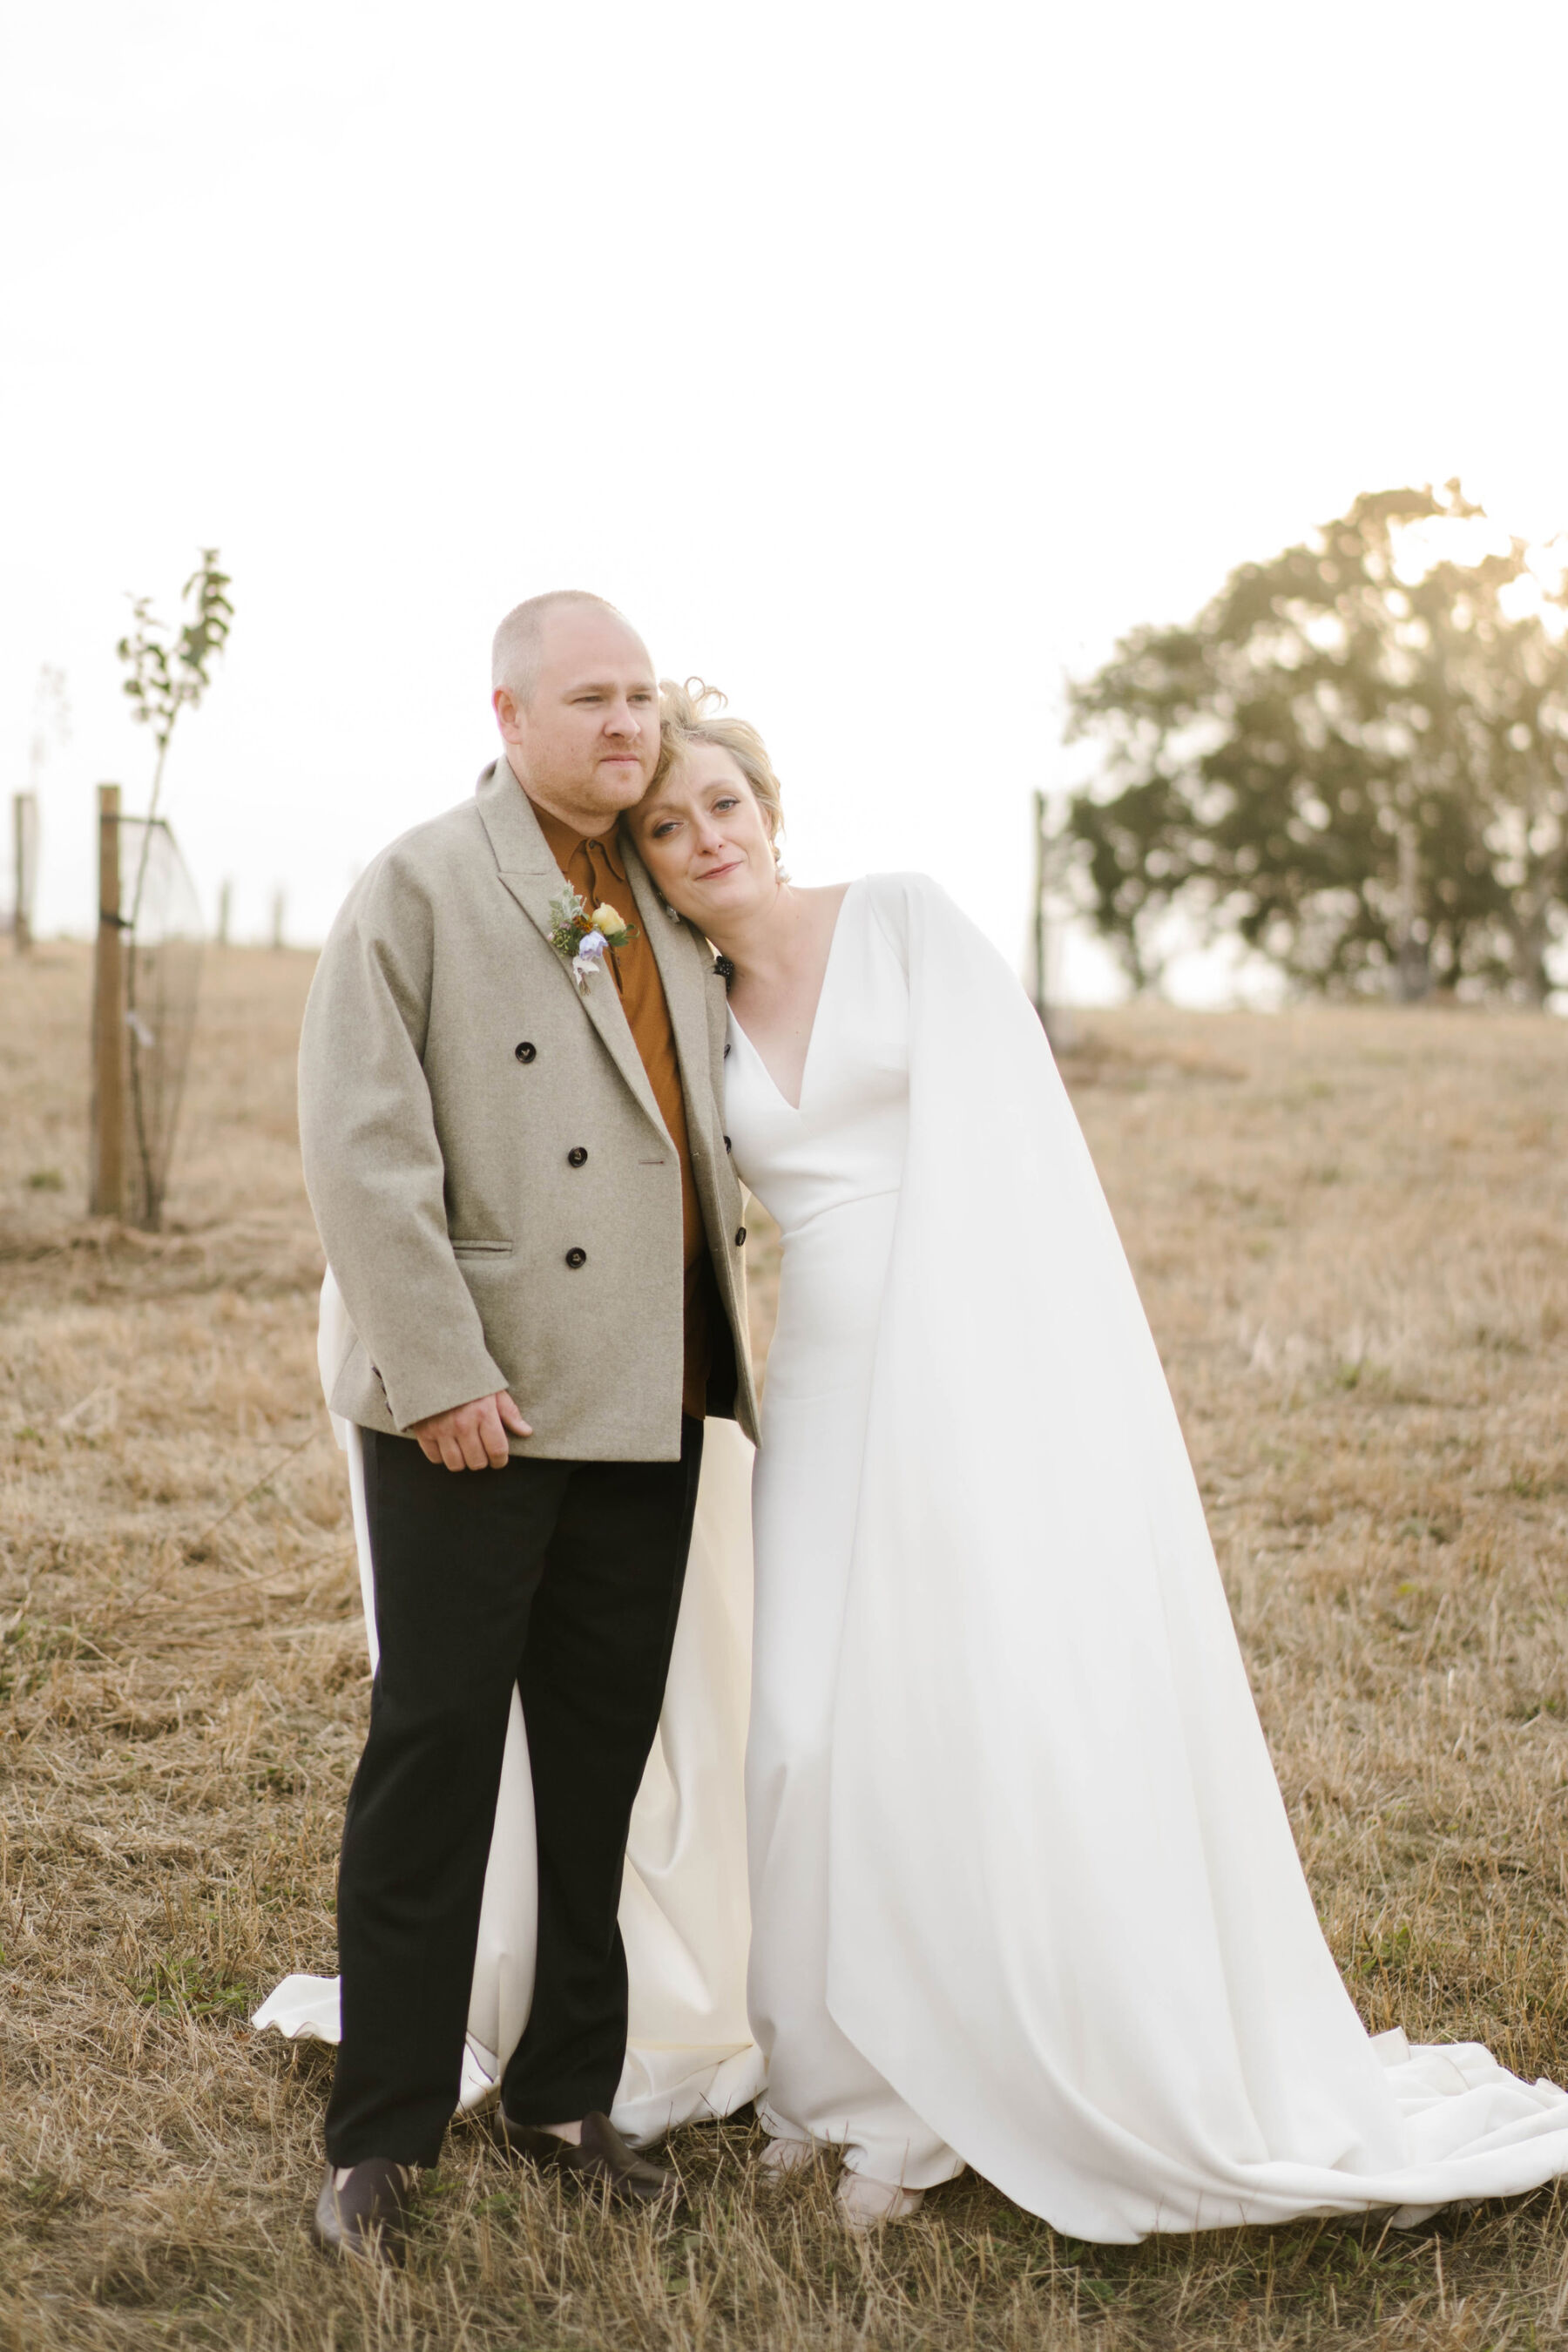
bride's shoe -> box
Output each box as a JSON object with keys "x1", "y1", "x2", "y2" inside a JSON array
[
  {"x1": 835, "y1": 2170, "x2": 924, "y2": 2228},
  {"x1": 756, "y1": 2134, "x2": 820, "y2": 2186}
]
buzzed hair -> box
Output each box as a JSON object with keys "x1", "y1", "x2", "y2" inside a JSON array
[{"x1": 490, "y1": 590, "x2": 639, "y2": 705}]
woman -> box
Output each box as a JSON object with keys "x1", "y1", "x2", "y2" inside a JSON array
[{"x1": 625, "y1": 679, "x2": 1568, "y2": 2238}]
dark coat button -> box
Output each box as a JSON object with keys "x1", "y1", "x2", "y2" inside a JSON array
[
  {"x1": 564, "y1": 1247, "x2": 587, "y2": 1269},
  {"x1": 567, "y1": 1146, "x2": 588, "y2": 1167},
  {"x1": 514, "y1": 1041, "x2": 537, "y2": 1064},
  {"x1": 723, "y1": 1135, "x2": 733, "y2": 1152},
  {"x1": 734, "y1": 1227, "x2": 747, "y2": 1247}
]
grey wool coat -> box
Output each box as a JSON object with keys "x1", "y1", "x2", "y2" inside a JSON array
[{"x1": 297, "y1": 760, "x2": 759, "y2": 1461}]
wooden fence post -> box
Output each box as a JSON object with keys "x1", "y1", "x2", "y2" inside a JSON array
[
  {"x1": 12, "y1": 793, "x2": 36, "y2": 951},
  {"x1": 1030, "y1": 788, "x2": 1076, "y2": 1053},
  {"x1": 89, "y1": 784, "x2": 125, "y2": 1217},
  {"x1": 1030, "y1": 788, "x2": 1048, "y2": 1029}
]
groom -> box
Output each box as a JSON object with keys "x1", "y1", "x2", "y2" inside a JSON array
[{"x1": 297, "y1": 591, "x2": 757, "y2": 2262}]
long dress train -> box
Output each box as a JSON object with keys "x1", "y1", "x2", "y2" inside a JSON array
[{"x1": 727, "y1": 869, "x2": 1568, "y2": 2240}]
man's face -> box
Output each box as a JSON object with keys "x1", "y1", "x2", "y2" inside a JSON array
[{"x1": 494, "y1": 610, "x2": 660, "y2": 827}]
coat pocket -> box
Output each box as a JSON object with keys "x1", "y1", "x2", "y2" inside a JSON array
[{"x1": 450, "y1": 1239, "x2": 514, "y2": 1258}]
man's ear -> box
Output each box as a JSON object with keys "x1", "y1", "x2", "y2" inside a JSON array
[{"x1": 493, "y1": 685, "x2": 522, "y2": 744}]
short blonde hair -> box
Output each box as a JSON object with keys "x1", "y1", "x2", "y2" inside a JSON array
[
  {"x1": 491, "y1": 590, "x2": 632, "y2": 702},
  {"x1": 656, "y1": 679, "x2": 785, "y2": 855}
]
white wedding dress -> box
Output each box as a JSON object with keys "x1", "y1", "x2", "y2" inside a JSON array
[{"x1": 726, "y1": 870, "x2": 1568, "y2": 2239}]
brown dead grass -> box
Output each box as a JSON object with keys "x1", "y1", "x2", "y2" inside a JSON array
[{"x1": 3, "y1": 943, "x2": 1568, "y2": 2349}]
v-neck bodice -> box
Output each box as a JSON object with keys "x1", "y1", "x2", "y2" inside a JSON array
[{"x1": 724, "y1": 876, "x2": 910, "y2": 1241}]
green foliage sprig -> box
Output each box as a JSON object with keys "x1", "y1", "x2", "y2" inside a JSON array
[{"x1": 117, "y1": 549, "x2": 234, "y2": 825}]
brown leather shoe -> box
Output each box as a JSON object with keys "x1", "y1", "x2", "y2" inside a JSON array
[
  {"x1": 311, "y1": 2159, "x2": 415, "y2": 2264},
  {"x1": 494, "y1": 2109, "x2": 679, "y2": 2207}
]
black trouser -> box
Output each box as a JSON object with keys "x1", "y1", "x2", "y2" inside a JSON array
[{"x1": 323, "y1": 1419, "x2": 705, "y2": 2167}]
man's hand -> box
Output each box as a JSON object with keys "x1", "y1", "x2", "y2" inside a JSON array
[{"x1": 409, "y1": 1390, "x2": 532, "y2": 1471}]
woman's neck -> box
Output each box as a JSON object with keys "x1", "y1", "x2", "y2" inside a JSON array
[{"x1": 706, "y1": 878, "x2": 805, "y2": 982}]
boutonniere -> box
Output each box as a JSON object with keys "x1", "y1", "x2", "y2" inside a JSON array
[{"x1": 547, "y1": 885, "x2": 638, "y2": 990}]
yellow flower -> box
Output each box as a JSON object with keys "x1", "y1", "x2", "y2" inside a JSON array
[{"x1": 591, "y1": 902, "x2": 625, "y2": 937}]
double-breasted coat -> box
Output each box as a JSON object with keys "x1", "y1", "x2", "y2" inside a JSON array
[{"x1": 297, "y1": 760, "x2": 758, "y2": 1460}]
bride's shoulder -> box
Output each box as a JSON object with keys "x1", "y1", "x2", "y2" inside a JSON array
[
  {"x1": 851, "y1": 870, "x2": 951, "y2": 906},
  {"x1": 852, "y1": 870, "x2": 964, "y2": 933},
  {"x1": 851, "y1": 874, "x2": 1023, "y2": 997},
  {"x1": 837, "y1": 874, "x2": 970, "y2": 982}
]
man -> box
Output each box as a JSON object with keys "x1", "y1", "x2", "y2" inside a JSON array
[{"x1": 297, "y1": 591, "x2": 757, "y2": 2262}]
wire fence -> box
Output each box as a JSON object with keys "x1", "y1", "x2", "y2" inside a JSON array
[{"x1": 114, "y1": 814, "x2": 204, "y2": 1228}]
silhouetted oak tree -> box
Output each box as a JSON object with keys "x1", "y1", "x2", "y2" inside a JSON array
[{"x1": 1065, "y1": 483, "x2": 1568, "y2": 1000}]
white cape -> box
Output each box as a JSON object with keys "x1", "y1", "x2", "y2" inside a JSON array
[
  {"x1": 813, "y1": 872, "x2": 1568, "y2": 2238},
  {"x1": 252, "y1": 1273, "x2": 765, "y2": 2142}
]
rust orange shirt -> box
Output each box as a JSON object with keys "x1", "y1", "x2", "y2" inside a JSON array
[{"x1": 530, "y1": 801, "x2": 714, "y2": 1420}]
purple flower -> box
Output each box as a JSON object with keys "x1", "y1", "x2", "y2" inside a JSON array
[{"x1": 571, "y1": 930, "x2": 609, "y2": 985}]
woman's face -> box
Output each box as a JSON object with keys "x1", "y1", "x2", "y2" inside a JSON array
[{"x1": 628, "y1": 742, "x2": 778, "y2": 930}]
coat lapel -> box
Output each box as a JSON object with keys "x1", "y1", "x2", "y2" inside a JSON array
[
  {"x1": 621, "y1": 836, "x2": 717, "y2": 1125},
  {"x1": 475, "y1": 761, "x2": 671, "y2": 1145}
]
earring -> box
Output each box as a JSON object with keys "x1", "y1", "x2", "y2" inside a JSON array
[{"x1": 661, "y1": 898, "x2": 684, "y2": 923}]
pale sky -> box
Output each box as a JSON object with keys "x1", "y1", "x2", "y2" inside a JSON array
[{"x1": 4, "y1": 0, "x2": 1566, "y2": 1002}]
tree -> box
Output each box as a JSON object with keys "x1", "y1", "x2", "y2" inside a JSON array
[
  {"x1": 112, "y1": 551, "x2": 233, "y2": 1226},
  {"x1": 117, "y1": 551, "x2": 233, "y2": 833},
  {"x1": 1064, "y1": 484, "x2": 1568, "y2": 1001}
]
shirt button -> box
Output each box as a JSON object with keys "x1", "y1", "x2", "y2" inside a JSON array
[
  {"x1": 734, "y1": 1227, "x2": 747, "y2": 1247},
  {"x1": 514, "y1": 1041, "x2": 537, "y2": 1064},
  {"x1": 567, "y1": 1146, "x2": 588, "y2": 1167},
  {"x1": 564, "y1": 1247, "x2": 587, "y2": 1269}
]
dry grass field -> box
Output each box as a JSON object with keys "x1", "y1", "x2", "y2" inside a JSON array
[{"x1": 3, "y1": 941, "x2": 1568, "y2": 2351}]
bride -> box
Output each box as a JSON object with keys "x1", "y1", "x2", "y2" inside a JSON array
[{"x1": 620, "y1": 679, "x2": 1568, "y2": 2238}]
